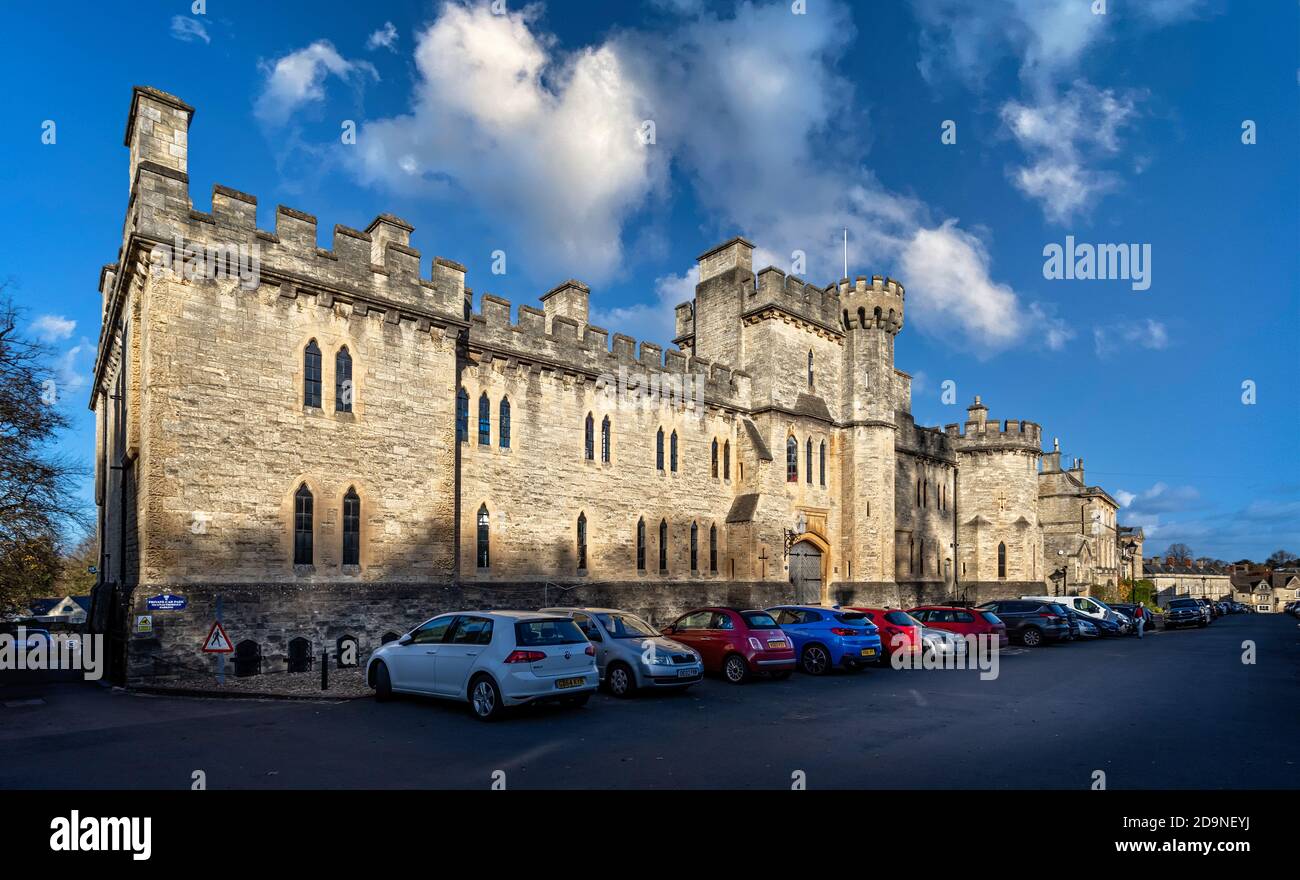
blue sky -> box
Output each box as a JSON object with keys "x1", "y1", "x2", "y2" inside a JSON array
[{"x1": 1, "y1": 0, "x2": 1296, "y2": 561}]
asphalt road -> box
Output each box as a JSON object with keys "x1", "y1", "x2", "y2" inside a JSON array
[{"x1": 2, "y1": 614, "x2": 1297, "y2": 789}]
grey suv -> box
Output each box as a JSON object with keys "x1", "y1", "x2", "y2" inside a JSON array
[{"x1": 541, "y1": 607, "x2": 703, "y2": 697}]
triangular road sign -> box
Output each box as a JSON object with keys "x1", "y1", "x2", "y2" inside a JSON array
[{"x1": 202, "y1": 621, "x2": 234, "y2": 653}]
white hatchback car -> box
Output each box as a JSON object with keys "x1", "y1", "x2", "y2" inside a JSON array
[{"x1": 366, "y1": 610, "x2": 598, "y2": 721}]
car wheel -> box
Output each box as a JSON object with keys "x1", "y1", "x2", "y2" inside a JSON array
[
  {"x1": 722, "y1": 654, "x2": 749, "y2": 684},
  {"x1": 372, "y1": 661, "x2": 394, "y2": 702},
  {"x1": 561, "y1": 693, "x2": 591, "y2": 708},
  {"x1": 1021, "y1": 627, "x2": 1043, "y2": 647},
  {"x1": 606, "y1": 662, "x2": 636, "y2": 699},
  {"x1": 468, "y1": 674, "x2": 503, "y2": 722},
  {"x1": 801, "y1": 644, "x2": 831, "y2": 675}
]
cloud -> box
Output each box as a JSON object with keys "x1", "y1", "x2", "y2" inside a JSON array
[
  {"x1": 1116, "y1": 481, "x2": 1201, "y2": 516},
  {"x1": 1092, "y1": 317, "x2": 1168, "y2": 358},
  {"x1": 590, "y1": 266, "x2": 696, "y2": 348},
  {"x1": 52, "y1": 337, "x2": 94, "y2": 398},
  {"x1": 170, "y1": 15, "x2": 210, "y2": 45},
  {"x1": 31, "y1": 314, "x2": 75, "y2": 342},
  {"x1": 367, "y1": 21, "x2": 399, "y2": 52},
  {"x1": 254, "y1": 40, "x2": 378, "y2": 124},
  {"x1": 1001, "y1": 81, "x2": 1139, "y2": 223},
  {"x1": 351, "y1": 4, "x2": 661, "y2": 282}
]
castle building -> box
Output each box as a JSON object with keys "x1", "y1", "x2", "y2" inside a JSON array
[{"x1": 88, "y1": 87, "x2": 1133, "y2": 682}]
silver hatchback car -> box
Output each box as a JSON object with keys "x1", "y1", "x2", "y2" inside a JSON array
[{"x1": 541, "y1": 607, "x2": 703, "y2": 697}]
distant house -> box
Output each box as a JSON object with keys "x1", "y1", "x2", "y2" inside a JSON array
[
  {"x1": 1144, "y1": 557, "x2": 1232, "y2": 606},
  {"x1": 22, "y1": 596, "x2": 92, "y2": 624},
  {"x1": 1229, "y1": 567, "x2": 1300, "y2": 613}
]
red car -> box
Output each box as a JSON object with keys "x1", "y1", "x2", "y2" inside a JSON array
[
  {"x1": 848, "y1": 607, "x2": 923, "y2": 660},
  {"x1": 909, "y1": 605, "x2": 1009, "y2": 649},
  {"x1": 661, "y1": 607, "x2": 796, "y2": 683}
]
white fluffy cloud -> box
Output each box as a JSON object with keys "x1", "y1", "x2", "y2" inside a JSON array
[
  {"x1": 366, "y1": 21, "x2": 399, "y2": 51},
  {"x1": 351, "y1": 4, "x2": 661, "y2": 282},
  {"x1": 31, "y1": 314, "x2": 75, "y2": 342},
  {"x1": 1092, "y1": 318, "x2": 1168, "y2": 358},
  {"x1": 255, "y1": 40, "x2": 378, "y2": 123}
]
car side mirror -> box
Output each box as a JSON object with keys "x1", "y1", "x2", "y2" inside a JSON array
[{"x1": 398, "y1": 633, "x2": 413, "y2": 646}]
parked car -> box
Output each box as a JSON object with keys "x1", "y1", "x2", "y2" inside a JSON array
[
  {"x1": 909, "y1": 605, "x2": 1009, "y2": 649},
  {"x1": 1192, "y1": 598, "x2": 1214, "y2": 624},
  {"x1": 847, "y1": 607, "x2": 924, "y2": 660},
  {"x1": 366, "y1": 610, "x2": 598, "y2": 720},
  {"x1": 919, "y1": 626, "x2": 968, "y2": 660},
  {"x1": 540, "y1": 607, "x2": 702, "y2": 697},
  {"x1": 1163, "y1": 598, "x2": 1206, "y2": 629},
  {"x1": 1111, "y1": 603, "x2": 1156, "y2": 632},
  {"x1": 1062, "y1": 609, "x2": 1101, "y2": 638},
  {"x1": 976, "y1": 600, "x2": 1071, "y2": 647},
  {"x1": 1026, "y1": 595, "x2": 1128, "y2": 634},
  {"x1": 661, "y1": 608, "x2": 796, "y2": 683},
  {"x1": 767, "y1": 605, "x2": 882, "y2": 674}
]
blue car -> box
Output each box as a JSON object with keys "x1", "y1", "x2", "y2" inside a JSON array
[{"x1": 767, "y1": 605, "x2": 883, "y2": 675}]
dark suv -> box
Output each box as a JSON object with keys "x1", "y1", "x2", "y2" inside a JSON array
[
  {"x1": 976, "y1": 600, "x2": 1071, "y2": 647},
  {"x1": 1164, "y1": 598, "x2": 1206, "y2": 629}
]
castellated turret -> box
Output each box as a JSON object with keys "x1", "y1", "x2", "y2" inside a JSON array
[
  {"x1": 838, "y1": 275, "x2": 905, "y2": 336},
  {"x1": 949, "y1": 397, "x2": 1044, "y2": 585}
]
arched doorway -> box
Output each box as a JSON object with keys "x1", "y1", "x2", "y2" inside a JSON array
[{"x1": 790, "y1": 540, "x2": 824, "y2": 605}]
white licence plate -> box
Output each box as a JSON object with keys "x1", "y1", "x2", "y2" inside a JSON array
[{"x1": 677, "y1": 668, "x2": 696, "y2": 678}]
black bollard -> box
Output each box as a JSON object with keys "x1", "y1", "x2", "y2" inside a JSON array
[{"x1": 321, "y1": 648, "x2": 328, "y2": 690}]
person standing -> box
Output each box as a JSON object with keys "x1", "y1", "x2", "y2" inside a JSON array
[{"x1": 1135, "y1": 601, "x2": 1147, "y2": 639}]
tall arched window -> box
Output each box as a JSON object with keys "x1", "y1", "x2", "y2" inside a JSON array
[
  {"x1": 476, "y1": 505, "x2": 490, "y2": 569},
  {"x1": 303, "y1": 340, "x2": 322, "y2": 408},
  {"x1": 576, "y1": 512, "x2": 587, "y2": 571},
  {"x1": 807, "y1": 349, "x2": 814, "y2": 389},
  {"x1": 819, "y1": 441, "x2": 826, "y2": 486},
  {"x1": 584, "y1": 412, "x2": 595, "y2": 460},
  {"x1": 601, "y1": 416, "x2": 611, "y2": 462},
  {"x1": 998, "y1": 542, "x2": 1007, "y2": 579},
  {"x1": 690, "y1": 521, "x2": 699, "y2": 571},
  {"x1": 342, "y1": 487, "x2": 360, "y2": 566},
  {"x1": 636, "y1": 517, "x2": 646, "y2": 571},
  {"x1": 722, "y1": 441, "x2": 730, "y2": 480},
  {"x1": 477, "y1": 393, "x2": 490, "y2": 445},
  {"x1": 293, "y1": 484, "x2": 313, "y2": 565},
  {"x1": 670, "y1": 431, "x2": 678, "y2": 472},
  {"x1": 656, "y1": 428, "x2": 665, "y2": 471},
  {"x1": 499, "y1": 397, "x2": 511, "y2": 448},
  {"x1": 786, "y1": 436, "x2": 798, "y2": 482},
  {"x1": 335, "y1": 347, "x2": 353, "y2": 412},
  {"x1": 659, "y1": 519, "x2": 669, "y2": 572},
  {"x1": 805, "y1": 438, "x2": 813, "y2": 484},
  {"x1": 915, "y1": 478, "x2": 921, "y2": 505},
  {"x1": 711, "y1": 439, "x2": 719, "y2": 478},
  {"x1": 923, "y1": 480, "x2": 928, "y2": 507},
  {"x1": 456, "y1": 388, "x2": 469, "y2": 443},
  {"x1": 709, "y1": 523, "x2": 718, "y2": 572}
]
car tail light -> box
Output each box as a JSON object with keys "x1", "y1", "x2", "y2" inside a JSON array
[
  {"x1": 504, "y1": 650, "x2": 546, "y2": 664},
  {"x1": 584, "y1": 644, "x2": 596, "y2": 656},
  {"x1": 1039, "y1": 613, "x2": 1059, "y2": 620},
  {"x1": 748, "y1": 637, "x2": 763, "y2": 651},
  {"x1": 830, "y1": 628, "x2": 859, "y2": 636}
]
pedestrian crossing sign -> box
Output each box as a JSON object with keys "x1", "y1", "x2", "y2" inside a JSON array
[{"x1": 202, "y1": 621, "x2": 234, "y2": 653}]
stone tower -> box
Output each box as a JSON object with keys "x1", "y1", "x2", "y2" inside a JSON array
[{"x1": 838, "y1": 276, "x2": 905, "y2": 583}]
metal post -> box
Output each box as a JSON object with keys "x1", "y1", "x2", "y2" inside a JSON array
[
  {"x1": 216, "y1": 594, "x2": 224, "y2": 685},
  {"x1": 321, "y1": 647, "x2": 328, "y2": 690}
]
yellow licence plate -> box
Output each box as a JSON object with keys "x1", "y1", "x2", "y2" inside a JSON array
[
  {"x1": 860, "y1": 648, "x2": 877, "y2": 657},
  {"x1": 767, "y1": 640, "x2": 787, "y2": 649},
  {"x1": 556, "y1": 677, "x2": 585, "y2": 690}
]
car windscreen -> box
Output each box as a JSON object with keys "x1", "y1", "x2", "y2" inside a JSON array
[
  {"x1": 594, "y1": 612, "x2": 658, "y2": 639},
  {"x1": 1048, "y1": 603, "x2": 1070, "y2": 615},
  {"x1": 741, "y1": 611, "x2": 779, "y2": 629},
  {"x1": 514, "y1": 618, "x2": 588, "y2": 646},
  {"x1": 834, "y1": 612, "x2": 869, "y2": 625},
  {"x1": 1168, "y1": 599, "x2": 1197, "y2": 609},
  {"x1": 884, "y1": 611, "x2": 921, "y2": 627}
]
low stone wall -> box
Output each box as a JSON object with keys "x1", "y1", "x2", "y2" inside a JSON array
[{"x1": 124, "y1": 578, "x2": 1050, "y2": 683}]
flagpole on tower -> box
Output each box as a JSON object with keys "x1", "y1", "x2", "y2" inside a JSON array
[{"x1": 843, "y1": 228, "x2": 848, "y2": 279}]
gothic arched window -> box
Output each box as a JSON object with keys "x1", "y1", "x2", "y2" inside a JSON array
[
  {"x1": 805, "y1": 438, "x2": 813, "y2": 484},
  {"x1": 656, "y1": 428, "x2": 664, "y2": 471},
  {"x1": 476, "y1": 505, "x2": 490, "y2": 569},
  {"x1": 998, "y1": 542, "x2": 1007, "y2": 579},
  {"x1": 786, "y1": 436, "x2": 798, "y2": 482},
  {"x1": 711, "y1": 438, "x2": 719, "y2": 478},
  {"x1": 584, "y1": 412, "x2": 595, "y2": 460},
  {"x1": 601, "y1": 416, "x2": 611, "y2": 462},
  {"x1": 293, "y1": 484, "x2": 313, "y2": 565},
  {"x1": 341, "y1": 487, "x2": 360, "y2": 566},
  {"x1": 659, "y1": 519, "x2": 669, "y2": 572},
  {"x1": 577, "y1": 512, "x2": 587, "y2": 571},
  {"x1": 335, "y1": 346, "x2": 352, "y2": 412},
  {"x1": 670, "y1": 431, "x2": 679, "y2": 472},
  {"x1": 636, "y1": 517, "x2": 646, "y2": 571},
  {"x1": 456, "y1": 388, "x2": 469, "y2": 443},
  {"x1": 819, "y1": 441, "x2": 826, "y2": 486},
  {"x1": 690, "y1": 521, "x2": 699, "y2": 571},
  {"x1": 499, "y1": 397, "x2": 511, "y2": 448},
  {"x1": 709, "y1": 523, "x2": 718, "y2": 573},
  {"x1": 477, "y1": 393, "x2": 490, "y2": 445},
  {"x1": 303, "y1": 340, "x2": 322, "y2": 408}
]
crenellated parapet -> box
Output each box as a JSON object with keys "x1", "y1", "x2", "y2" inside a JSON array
[
  {"x1": 837, "y1": 275, "x2": 905, "y2": 335},
  {"x1": 896, "y1": 413, "x2": 957, "y2": 464},
  {"x1": 746, "y1": 266, "x2": 845, "y2": 338},
  {"x1": 467, "y1": 289, "x2": 751, "y2": 411},
  {"x1": 946, "y1": 397, "x2": 1042, "y2": 453}
]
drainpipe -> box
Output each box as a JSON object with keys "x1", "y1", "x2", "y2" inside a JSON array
[{"x1": 952, "y1": 465, "x2": 960, "y2": 603}]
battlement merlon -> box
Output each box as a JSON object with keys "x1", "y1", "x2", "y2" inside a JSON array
[
  {"x1": 124, "y1": 86, "x2": 193, "y2": 196},
  {"x1": 697, "y1": 236, "x2": 754, "y2": 283},
  {"x1": 540, "y1": 279, "x2": 590, "y2": 332}
]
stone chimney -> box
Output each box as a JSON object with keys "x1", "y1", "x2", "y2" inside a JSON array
[
  {"x1": 540, "y1": 279, "x2": 590, "y2": 332},
  {"x1": 1042, "y1": 437, "x2": 1062, "y2": 473},
  {"x1": 1070, "y1": 456, "x2": 1084, "y2": 483},
  {"x1": 1166, "y1": 556, "x2": 1175, "y2": 566},
  {"x1": 124, "y1": 86, "x2": 193, "y2": 195}
]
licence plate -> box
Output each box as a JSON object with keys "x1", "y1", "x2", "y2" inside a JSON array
[
  {"x1": 860, "y1": 648, "x2": 877, "y2": 657},
  {"x1": 767, "y1": 640, "x2": 787, "y2": 649},
  {"x1": 677, "y1": 668, "x2": 696, "y2": 678},
  {"x1": 555, "y1": 677, "x2": 585, "y2": 690}
]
